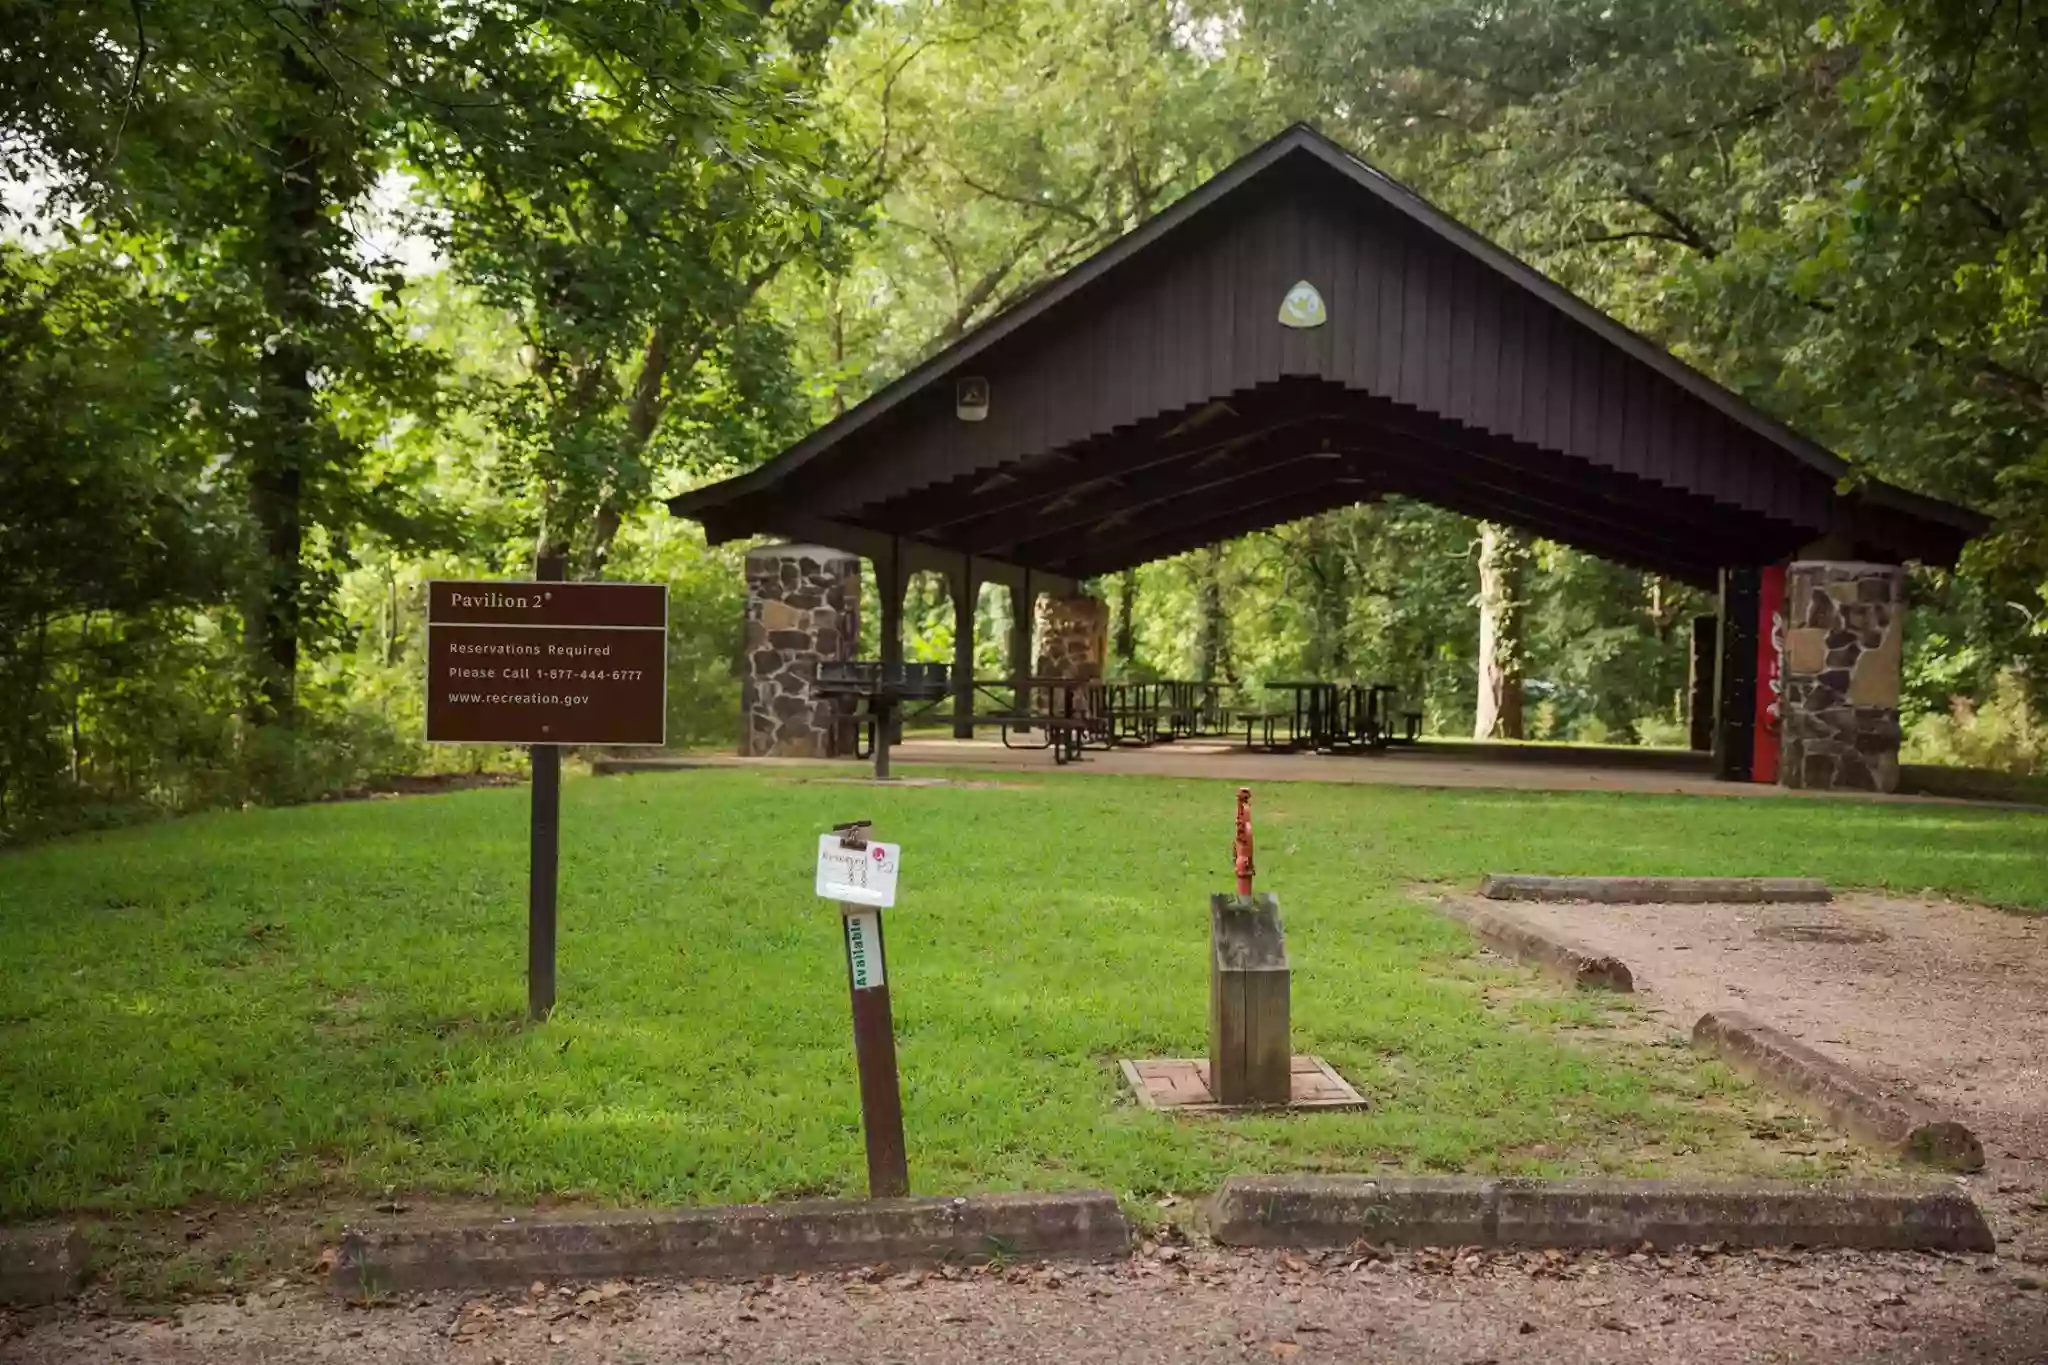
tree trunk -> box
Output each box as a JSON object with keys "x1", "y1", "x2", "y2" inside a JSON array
[
  {"x1": 1114, "y1": 568, "x2": 1136, "y2": 667},
  {"x1": 1195, "y1": 543, "x2": 1226, "y2": 684},
  {"x1": 580, "y1": 324, "x2": 673, "y2": 580},
  {"x1": 577, "y1": 265, "x2": 785, "y2": 578},
  {"x1": 247, "y1": 36, "x2": 325, "y2": 726},
  {"x1": 67, "y1": 612, "x2": 89, "y2": 785},
  {"x1": 1474, "y1": 522, "x2": 1529, "y2": 740},
  {"x1": 1305, "y1": 514, "x2": 1349, "y2": 676},
  {"x1": 533, "y1": 518, "x2": 572, "y2": 579},
  {"x1": 829, "y1": 277, "x2": 847, "y2": 420}
]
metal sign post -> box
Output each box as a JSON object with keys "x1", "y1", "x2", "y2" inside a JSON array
[
  {"x1": 818, "y1": 821, "x2": 909, "y2": 1198},
  {"x1": 527, "y1": 556, "x2": 564, "y2": 1022},
  {"x1": 424, "y1": 568, "x2": 669, "y2": 1022}
]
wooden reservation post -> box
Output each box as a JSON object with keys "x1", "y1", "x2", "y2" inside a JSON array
[
  {"x1": 1208, "y1": 892, "x2": 1292, "y2": 1105},
  {"x1": 819, "y1": 820, "x2": 910, "y2": 1198}
]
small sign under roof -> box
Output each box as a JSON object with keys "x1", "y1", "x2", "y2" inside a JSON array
[{"x1": 956, "y1": 376, "x2": 989, "y2": 421}]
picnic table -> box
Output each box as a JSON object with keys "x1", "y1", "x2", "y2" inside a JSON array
[
  {"x1": 1161, "y1": 679, "x2": 1231, "y2": 738},
  {"x1": 1252, "y1": 680, "x2": 1339, "y2": 750},
  {"x1": 1246, "y1": 680, "x2": 1423, "y2": 752},
  {"x1": 815, "y1": 660, "x2": 951, "y2": 778},
  {"x1": 967, "y1": 675, "x2": 1112, "y2": 764},
  {"x1": 1087, "y1": 679, "x2": 1233, "y2": 745},
  {"x1": 1353, "y1": 683, "x2": 1423, "y2": 746}
]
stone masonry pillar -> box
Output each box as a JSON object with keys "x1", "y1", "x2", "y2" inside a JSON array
[
  {"x1": 1779, "y1": 561, "x2": 1905, "y2": 793},
  {"x1": 1034, "y1": 594, "x2": 1108, "y2": 683},
  {"x1": 741, "y1": 544, "x2": 860, "y2": 758}
]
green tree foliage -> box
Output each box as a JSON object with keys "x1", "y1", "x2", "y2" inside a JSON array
[
  {"x1": 1234, "y1": 0, "x2": 2048, "y2": 706},
  {"x1": 401, "y1": 0, "x2": 862, "y2": 577},
  {"x1": 0, "y1": 243, "x2": 228, "y2": 826},
  {"x1": 1109, "y1": 501, "x2": 1705, "y2": 743},
  {"x1": 770, "y1": 0, "x2": 1278, "y2": 406},
  {"x1": 5, "y1": 0, "x2": 450, "y2": 722},
  {"x1": 0, "y1": 0, "x2": 854, "y2": 835},
  {"x1": 7, "y1": 0, "x2": 2042, "y2": 839}
]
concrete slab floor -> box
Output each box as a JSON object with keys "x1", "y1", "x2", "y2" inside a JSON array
[{"x1": 621, "y1": 738, "x2": 2017, "y2": 808}]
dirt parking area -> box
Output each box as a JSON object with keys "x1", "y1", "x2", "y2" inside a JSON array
[
  {"x1": 1494, "y1": 892, "x2": 2048, "y2": 1246},
  {"x1": 10, "y1": 1243, "x2": 2048, "y2": 1365}
]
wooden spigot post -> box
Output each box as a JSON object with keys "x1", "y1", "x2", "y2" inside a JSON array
[{"x1": 1210, "y1": 787, "x2": 1291, "y2": 1105}]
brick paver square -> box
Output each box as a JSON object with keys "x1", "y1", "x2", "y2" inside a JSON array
[{"x1": 1117, "y1": 1056, "x2": 1367, "y2": 1114}]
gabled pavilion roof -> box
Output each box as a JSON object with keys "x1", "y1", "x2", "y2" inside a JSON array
[{"x1": 670, "y1": 124, "x2": 1984, "y2": 590}]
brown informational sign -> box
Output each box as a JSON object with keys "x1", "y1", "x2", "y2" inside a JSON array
[{"x1": 426, "y1": 580, "x2": 668, "y2": 745}]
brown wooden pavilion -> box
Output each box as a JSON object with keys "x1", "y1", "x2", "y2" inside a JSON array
[{"x1": 668, "y1": 125, "x2": 1984, "y2": 788}]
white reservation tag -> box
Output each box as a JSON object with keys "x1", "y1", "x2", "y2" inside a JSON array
[
  {"x1": 844, "y1": 910, "x2": 884, "y2": 990},
  {"x1": 815, "y1": 834, "x2": 901, "y2": 908}
]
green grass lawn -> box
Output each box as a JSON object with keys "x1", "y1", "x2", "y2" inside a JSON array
[{"x1": 3, "y1": 768, "x2": 2045, "y2": 1221}]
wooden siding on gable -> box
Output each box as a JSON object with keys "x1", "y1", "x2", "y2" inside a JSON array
[
  {"x1": 681, "y1": 129, "x2": 1978, "y2": 580},
  {"x1": 792, "y1": 166, "x2": 1834, "y2": 541}
]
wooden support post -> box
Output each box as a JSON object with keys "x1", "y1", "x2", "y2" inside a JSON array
[
  {"x1": 1688, "y1": 614, "x2": 1716, "y2": 753},
  {"x1": 951, "y1": 559, "x2": 975, "y2": 739},
  {"x1": 1008, "y1": 573, "x2": 1032, "y2": 715},
  {"x1": 1714, "y1": 568, "x2": 1759, "y2": 781},
  {"x1": 879, "y1": 547, "x2": 905, "y2": 670},
  {"x1": 527, "y1": 554, "x2": 565, "y2": 1022},
  {"x1": 1209, "y1": 892, "x2": 1290, "y2": 1105},
  {"x1": 876, "y1": 546, "x2": 904, "y2": 779}
]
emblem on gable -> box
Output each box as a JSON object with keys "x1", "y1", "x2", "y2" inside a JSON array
[{"x1": 1277, "y1": 280, "x2": 1327, "y2": 329}]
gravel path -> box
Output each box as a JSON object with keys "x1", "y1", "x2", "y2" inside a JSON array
[
  {"x1": 1493, "y1": 893, "x2": 2048, "y2": 1155},
  {"x1": 11, "y1": 1244, "x2": 2048, "y2": 1365},
  {"x1": 1484, "y1": 892, "x2": 2048, "y2": 1252}
]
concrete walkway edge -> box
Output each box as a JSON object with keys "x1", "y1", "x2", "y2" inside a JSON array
[
  {"x1": 1479, "y1": 874, "x2": 1833, "y2": 904},
  {"x1": 0, "y1": 1225, "x2": 90, "y2": 1306},
  {"x1": 1693, "y1": 1010, "x2": 1985, "y2": 1172},
  {"x1": 1210, "y1": 1175, "x2": 1994, "y2": 1253},
  {"x1": 330, "y1": 1191, "x2": 1130, "y2": 1296},
  {"x1": 1439, "y1": 900, "x2": 1635, "y2": 991}
]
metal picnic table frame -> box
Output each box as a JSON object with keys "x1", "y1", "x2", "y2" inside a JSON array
[
  {"x1": 1248, "y1": 680, "x2": 1423, "y2": 752},
  {"x1": 815, "y1": 660, "x2": 952, "y2": 779}
]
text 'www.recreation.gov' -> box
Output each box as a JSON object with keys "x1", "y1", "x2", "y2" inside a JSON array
[{"x1": 446, "y1": 692, "x2": 591, "y2": 706}]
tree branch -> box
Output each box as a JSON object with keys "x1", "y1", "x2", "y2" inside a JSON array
[
  {"x1": 1946, "y1": 145, "x2": 2010, "y2": 233},
  {"x1": 1974, "y1": 359, "x2": 2048, "y2": 417},
  {"x1": 1619, "y1": 186, "x2": 1722, "y2": 260},
  {"x1": 950, "y1": 166, "x2": 1102, "y2": 231},
  {"x1": 929, "y1": 216, "x2": 1056, "y2": 346},
  {"x1": 104, "y1": 0, "x2": 149, "y2": 167},
  {"x1": 1572, "y1": 229, "x2": 1705, "y2": 253}
]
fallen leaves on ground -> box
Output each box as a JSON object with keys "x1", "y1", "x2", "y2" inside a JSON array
[{"x1": 450, "y1": 1301, "x2": 498, "y2": 1341}]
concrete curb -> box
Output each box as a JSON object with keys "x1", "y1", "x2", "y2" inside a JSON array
[
  {"x1": 331, "y1": 1191, "x2": 1129, "y2": 1295},
  {"x1": 1479, "y1": 874, "x2": 1832, "y2": 904},
  {"x1": 1442, "y1": 901, "x2": 1634, "y2": 991},
  {"x1": 1210, "y1": 1175, "x2": 1993, "y2": 1253},
  {"x1": 0, "y1": 1224, "x2": 90, "y2": 1306},
  {"x1": 1693, "y1": 1010, "x2": 1984, "y2": 1172}
]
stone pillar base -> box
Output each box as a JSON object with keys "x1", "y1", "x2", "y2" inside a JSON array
[
  {"x1": 741, "y1": 545, "x2": 860, "y2": 758},
  {"x1": 1779, "y1": 561, "x2": 1904, "y2": 793},
  {"x1": 1034, "y1": 594, "x2": 1108, "y2": 689}
]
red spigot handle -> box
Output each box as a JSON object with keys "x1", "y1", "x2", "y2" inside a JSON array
[{"x1": 1233, "y1": 786, "x2": 1255, "y2": 897}]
